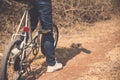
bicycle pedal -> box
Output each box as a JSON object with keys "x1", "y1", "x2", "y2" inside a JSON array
[{"x1": 11, "y1": 48, "x2": 20, "y2": 57}]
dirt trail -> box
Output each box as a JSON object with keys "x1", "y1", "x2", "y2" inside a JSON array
[
  {"x1": 38, "y1": 17, "x2": 120, "y2": 80},
  {"x1": 0, "y1": 17, "x2": 120, "y2": 80}
]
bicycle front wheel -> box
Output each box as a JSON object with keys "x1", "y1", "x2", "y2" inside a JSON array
[
  {"x1": 0, "y1": 40, "x2": 22, "y2": 80},
  {"x1": 41, "y1": 24, "x2": 59, "y2": 55}
]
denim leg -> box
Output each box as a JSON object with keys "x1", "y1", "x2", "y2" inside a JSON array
[
  {"x1": 36, "y1": 0, "x2": 55, "y2": 66},
  {"x1": 29, "y1": 4, "x2": 39, "y2": 32}
]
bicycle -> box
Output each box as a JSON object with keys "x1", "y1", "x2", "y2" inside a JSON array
[{"x1": 0, "y1": 1, "x2": 59, "y2": 80}]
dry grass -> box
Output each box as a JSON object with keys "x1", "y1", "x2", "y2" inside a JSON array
[
  {"x1": 53, "y1": 0, "x2": 113, "y2": 28},
  {"x1": 0, "y1": 0, "x2": 118, "y2": 32}
]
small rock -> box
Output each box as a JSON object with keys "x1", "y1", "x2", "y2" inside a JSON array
[{"x1": 70, "y1": 43, "x2": 82, "y2": 48}]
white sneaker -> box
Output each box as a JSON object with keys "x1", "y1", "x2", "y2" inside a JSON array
[
  {"x1": 11, "y1": 48, "x2": 20, "y2": 56},
  {"x1": 47, "y1": 62, "x2": 63, "y2": 72}
]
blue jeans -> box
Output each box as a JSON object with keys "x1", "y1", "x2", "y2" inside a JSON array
[{"x1": 29, "y1": 0, "x2": 55, "y2": 66}]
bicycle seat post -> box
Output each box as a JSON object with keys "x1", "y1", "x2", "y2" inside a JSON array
[{"x1": 24, "y1": 3, "x2": 33, "y2": 42}]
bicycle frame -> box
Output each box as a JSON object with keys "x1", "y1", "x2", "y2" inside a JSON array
[
  {"x1": 0, "y1": 2, "x2": 59, "y2": 79},
  {"x1": 10, "y1": 7, "x2": 36, "y2": 65}
]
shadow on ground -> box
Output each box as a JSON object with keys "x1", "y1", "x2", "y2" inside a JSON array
[
  {"x1": 20, "y1": 62, "x2": 47, "y2": 80},
  {"x1": 56, "y1": 45, "x2": 91, "y2": 66},
  {"x1": 1, "y1": 44, "x2": 91, "y2": 80}
]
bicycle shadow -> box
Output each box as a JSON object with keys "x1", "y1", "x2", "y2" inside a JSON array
[
  {"x1": 21, "y1": 62, "x2": 47, "y2": 80},
  {"x1": 22, "y1": 43, "x2": 91, "y2": 80}
]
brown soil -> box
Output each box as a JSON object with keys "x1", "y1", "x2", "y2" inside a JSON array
[
  {"x1": 0, "y1": 16, "x2": 120, "y2": 80},
  {"x1": 38, "y1": 16, "x2": 120, "y2": 80}
]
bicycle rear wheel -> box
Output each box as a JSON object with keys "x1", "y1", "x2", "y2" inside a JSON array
[
  {"x1": 0, "y1": 40, "x2": 22, "y2": 80},
  {"x1": 41, "y1": 24, "x2": 59, "y2": 55}
]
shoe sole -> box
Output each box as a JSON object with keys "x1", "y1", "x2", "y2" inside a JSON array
[{"x1": 47, "y1": 67, "x2": 63, "y2": 73}]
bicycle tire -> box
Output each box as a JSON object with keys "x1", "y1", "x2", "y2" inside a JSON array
[
  {"x1": 41, "y1": 24, "x2": 59, "y2": 55},
  {"x1": 0, "y1": 40, "x2": 22, "y2": 80}
]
